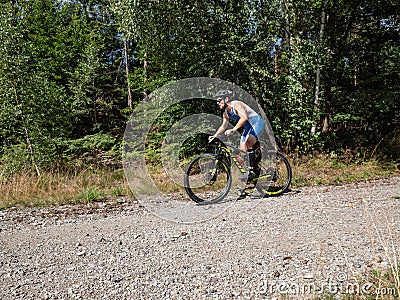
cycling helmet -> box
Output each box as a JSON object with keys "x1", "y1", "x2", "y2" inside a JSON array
[{"x1": 214, "y1": 89, "x2": 233, "y2": 101}]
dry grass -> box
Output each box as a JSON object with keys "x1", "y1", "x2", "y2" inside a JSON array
[
  {"x1": 290, "y1": 155, "x2": 400, "y2": 188},
  {"x1": 150, "y1": 155, "x2": 400, "y2": 193},
  {"x1": 365, "y1": 267, "x2": 400, "y2": 300},
  {"x1": 0, "y1": 155, "x2": 398, "y2": 210},
  {"x1": 0, "y1": 167, "x2": 131, "y2": 210},
  {"x1": 315, "y1": 266, "x2": 400, "y2": 300}
]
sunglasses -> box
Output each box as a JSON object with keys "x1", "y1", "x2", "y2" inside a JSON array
[{"x1": 216, "y1": 98, "x2": 223, "y2": 103}]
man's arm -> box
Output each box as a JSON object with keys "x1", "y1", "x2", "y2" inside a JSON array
[{"x1": 209, "y1": 114, "x2": 230, "y2": 141}]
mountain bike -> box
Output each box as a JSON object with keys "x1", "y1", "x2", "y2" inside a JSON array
[{"x1": 183, "y1": 136, "x2": 292, "y2": 204}]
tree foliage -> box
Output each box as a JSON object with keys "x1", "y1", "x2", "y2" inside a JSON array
[{"x1": 0, "y1": 0, "x2": 399, "y2": 174}]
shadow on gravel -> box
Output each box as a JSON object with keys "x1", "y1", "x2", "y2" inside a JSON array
[{"x1": 194, "y1": 188, "x2": 301, "y2": 206}]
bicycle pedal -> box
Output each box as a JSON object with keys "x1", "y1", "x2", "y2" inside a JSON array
[
  {"x1": 238, "y1": 184, "x2": 255, "y2": 199},
  {"x1": 245, "y1": 182, "x2": 256, "y2": 189},
  {"x1": 237, "y1": 192, "x2": 248, "y2": 200}
]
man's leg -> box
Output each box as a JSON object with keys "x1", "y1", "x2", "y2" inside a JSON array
[
  {"x1": 240, "y1": 134, "x2": 258, "y2": 183},
  {"x1": 239, "y1": 133, "x2": 256, "y2": 151},
  {"x1": 252, "y1": 140, "x2": 261, "y2": 178}
]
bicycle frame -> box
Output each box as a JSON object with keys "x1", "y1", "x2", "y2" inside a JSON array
[
  {"x1": 213, "y1": 143, "x2": 247, "y2": 174},
  {"x1": 212, "y1": 137, "x2": 274, "y2": 182}
]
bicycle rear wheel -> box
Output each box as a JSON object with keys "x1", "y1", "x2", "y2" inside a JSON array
[
  {"x1": 184, "y1": 154, "x2": 231, "y2": 204},
  {"x1": 255, "y1": 151, "x2": 292, "y2": 196}
]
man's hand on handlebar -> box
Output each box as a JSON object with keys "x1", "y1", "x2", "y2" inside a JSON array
[
  {"x1": 224, "y1": 129, "x2": 236, "y2": 137},
  {"x1": 208, "y1": 135, "x2": 217, "y2": 143},
  {"x1": 209, "y1": 133, "x2": 233, "y2": 143}
]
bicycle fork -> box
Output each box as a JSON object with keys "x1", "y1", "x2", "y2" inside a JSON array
[{"x1": 206, "y1": 158, "x2": 219, "y2": 183}]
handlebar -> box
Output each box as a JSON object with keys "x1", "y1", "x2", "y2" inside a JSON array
[
  {"x1": 208, "y1": 134, "x2": 248, "y2": 155},
  {"x1": 208, "y1": 134, "x2": 228, "y2": 144}
]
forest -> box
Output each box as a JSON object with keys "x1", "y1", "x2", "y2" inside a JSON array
[{"x1": 0, "y1": 0, "x2": 399, "y2": 180}]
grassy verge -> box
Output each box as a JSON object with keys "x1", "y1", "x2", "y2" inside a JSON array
[
  {"x1": 366, "y1": 265, "x2": 400, "y2": 300},
  {"x1": 0, "y1": 167, "x2": 132, "y2": 210},
  {"x1": 0, "y1": 155, "x2": 399, "y2": 210},
  {"x1": 291, "y1": 155, "x2": 400, "y2": 188},
  {"x1": 316, "y1": 265, "x2": 400, "y2": 300}
]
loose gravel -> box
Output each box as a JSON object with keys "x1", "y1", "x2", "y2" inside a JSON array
[{"x1": 1, "y1": 177, "x2": 399, "y2": 299}]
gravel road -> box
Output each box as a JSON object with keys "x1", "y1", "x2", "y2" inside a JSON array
[{"x1": 1, "y1": 177, "x2": 399, "y2": 299}]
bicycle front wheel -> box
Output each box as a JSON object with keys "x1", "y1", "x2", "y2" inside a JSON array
[
  {"x1": 184, "y1": 154, "x2": 232, "y2": 204},
  {"x1": 256, "y1": 151, "x2": 292, "y2": 197}
]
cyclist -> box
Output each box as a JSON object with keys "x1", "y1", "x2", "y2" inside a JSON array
[{"x1": 209, "y1": 89, "x2": 264, "y2": 184}]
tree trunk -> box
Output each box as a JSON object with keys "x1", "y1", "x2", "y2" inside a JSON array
[
  {"x1": 280, "y1": 0, "x2": 291, "y2": 74},
  {"x1": 124, "y1": 39, "x2": 132, "y2": 108},
  {"x1": 311, "y1": 0, "x2": 327, "y2": 136},
  {"x1": 143, "y1": 52, "x2": 148, "y2": 100},
  {"x1": 11, "y1": 81, "x2": 41, "y2": 176},
  {"x1": 354, "y1": 65, "x2": 357, "y2": 87},
  {"x1": 24, "y1": 126, "x2": 41, "y2": 177},
  {"x1": 274, "y1": 45, "x2": 279, "y2": 77},
  {"x1": 322, "y1": 75, "x2": 332, "y2": 133}
]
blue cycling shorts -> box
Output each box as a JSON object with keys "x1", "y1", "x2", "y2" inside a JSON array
[{"x1": 241, "y1": 115, "x2": 264, "y2": 143}]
